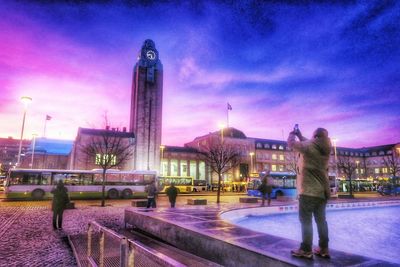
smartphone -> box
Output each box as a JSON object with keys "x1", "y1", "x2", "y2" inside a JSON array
[{"x1": 294, "y1": 124, "x2": 299, "y2": 131}]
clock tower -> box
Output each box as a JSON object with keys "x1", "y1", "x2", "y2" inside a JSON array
[{"x1": 130, "y1": 39, "x2": 163, "y2": 172}]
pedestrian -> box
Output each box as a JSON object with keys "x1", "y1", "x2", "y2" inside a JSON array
[
  {"x1": 145, "y1": 180, "x2": 157, "y2": 208},
  {"x1": 258, "y1": 171, "x2": 273, "y2": 206},
  {"x1": 288, "y1": 126, "x2": 332, "y2": 260},
  {"x1": 51, "y1": 180, "x2": 70, "y2": 230},
  {"x1": 165, "y1": 182, "x2": 178, "y2": 208}
]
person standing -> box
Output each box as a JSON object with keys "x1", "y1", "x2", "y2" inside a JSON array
[
  {"x1": 288, "y1": 126, "x2": 332, "y2": 259},
  {"x1": 51, "y1": 180, "x2": 70, "y2": 230},
  {"x1": 258, "y1": 171, "x2": 273, "y2": 206},
  {"x1": 165, "y1": 182, "x2": 178, "y2": 208},
  {"x1": 146, "y1": 180, "x2": 157, "y2": 208}
]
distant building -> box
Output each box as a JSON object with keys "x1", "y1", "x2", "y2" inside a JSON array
[
  {"x1": 20, "y1": 138, "x2": 73, "y2": 169},
  {"x1": 0, "y1": 137, "x2": 30, "y2": 172},
  {"x1": 69, "y1": 127, "x2": 135, "y2": 170}
]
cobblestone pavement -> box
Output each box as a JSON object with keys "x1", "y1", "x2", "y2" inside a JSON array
[{"x1": 0, "y1": 192, "x2": 397, "y2": 267}]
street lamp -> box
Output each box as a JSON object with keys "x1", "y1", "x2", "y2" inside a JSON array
[
  {"x1": 17, "y1": 96, "x2": 32, "y2": 167},
  {"x1": 249, "y1": 152, "x2": 255, "y2": 174},
  {"x1": 160, "y1": 145, "x2": 165, "y2": 176},
  {"x1": 30, "y1": 134, "x2": 38, "y2": 169}
]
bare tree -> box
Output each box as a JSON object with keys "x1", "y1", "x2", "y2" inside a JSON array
[
  {"x1": 382, "y1": 155, "x2": 400, "y2": 185},
  {"x1": 80, "y1": 126, "x2": 133, "y2": 207},
  {"x1": 200, "y1": 141, "x2": 241, "y2": 204},
  {"x1": 337, "y1": 155, "x2": 357, "y2": 197},
  {"x1": 286, "y1": 151, "x2": 299, "y2": 174}
]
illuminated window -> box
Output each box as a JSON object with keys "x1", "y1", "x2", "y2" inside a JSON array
[
  {"x1": 190, "y1": 160, "x2": 197, "y2": 178},
  {"x1": 256, "y1": 143, "x2": 262, "y2": 148},
  {"x1": 199, "y1": 161, "x2": 205, "y2": 179},
  {"x1": 180, "y1": 160, "x2": 188, "y2": 176},
  {"x1": 272, "y1": 145, "x2": 277, "y2": 149},
  {"x1": 272, "y1": 154, "x2": 277, "y2": 160},
  {"x1": 95, "y1": 154, "x2": 116, "y2": 165},
  {"x1": 170, "y1": 159, "x2": 178, "y2": 176},
  {"x1": 279, "y1": 145, "x2": 284, "y2": 150},
  {"x1": 279, "y1": 155, "x2": 285, "y2": 161},
  {"x1": 374, "y1": 168, "x2": 380, "y2": 174},
  {"x1": 271, "y1": 165, "x2": 277, "y2": 171},
  {"x1": 279, "y1": 165, "x2": 284, "y2": 171},
  {"x1": 382, "y1": 168, "x2": 388, "y2": 174},
  {"x1": 161, "y1": 159, "x2": 168, "y2": 176},
  {"x1": 264, "y1": 144, "x2": 270, "y2": 149},
  {"x1": 360, "y1": 169, "x2": 364, "y2": 174}
]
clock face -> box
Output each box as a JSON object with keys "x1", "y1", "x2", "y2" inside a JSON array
[{"x1": 146, "y1": 50, "x2": 156, "y2": 60}]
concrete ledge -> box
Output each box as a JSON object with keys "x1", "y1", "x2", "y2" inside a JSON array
[
  {"x1": 132, "y1": 199, "x2": 148, "y2": 207},
  {"x1": 66, "y1": 202, "x2": 75, "y2": 209},
  {"x1": 239, "y1": 197, "x2": 258, "y2": 203},
  {"x1": 187, "y1": 199, "x2": 207, "y2": 205},
  {"x1": 277, "y1": 196, "x2": 294, "y2": 201}
]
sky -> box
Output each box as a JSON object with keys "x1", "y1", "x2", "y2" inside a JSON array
[{"x1": 0, "y1": 0, "x2": 399, "y2": 148}]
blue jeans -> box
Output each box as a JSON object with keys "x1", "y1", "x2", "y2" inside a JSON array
[{"x1": 299, "y1": 195, "x2": 329, "y2": 252}]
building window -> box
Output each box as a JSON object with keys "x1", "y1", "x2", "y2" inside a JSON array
[
  {"x1": 279, "y1": 154, "x2": 284, "y2": 161},
  {"x1": 271, "y1": 164, "x2": 277, "y2": 171},
  {"x1": 272, "y1": 154, "x2": 277, "y2": 160},
  {"x1": 279, "y1": 145, "x2": 284, "y2": 150},
  {"x1": 272, "y1": 145, "x2": 277, "y2": 149},
  {"x1": 379, "y1": 151, "x2": 385, "y2": 156},
  {"x1": 95, "y1": 154, "x2": 116, "y2": 165},
  {"x1": 170, "y1": 159, "x2": 178, "y2": 176},
  {"x1": 190, "y1": 160, "x2": 197, "y2": 179},
  {"x1": 161, "y1": 159, "x2": 168, "y2": 176},
  {"x1": 372, "y1": 152, "x2": 377, "y2": 156},
  {"x1": 387, "y1": 150, "x2": 392, "y2": 155},
  {"x1": 256, "y1": 143, "x2": 262, "y2": 148},
  {"x1": 264, "y1": 144, "x2": 270, "y2": 149},
  {"x1": 360, "y1": 169, "x2": 364, "y2": 174},
  {"x1": 199, "y1": 161, "x2": 205, "y2": 179},
  {"x1": 374, "y1": 168, "x2": 380, "y2": 174},
  {"x1": 382, "y1": 168, "x2": 388, "y2": 174},
  {"x1": 180, "y1": 160, "x2": 188, "y2": 176},
  {"x1": 279, "y1": 165, "x2": 284, "y2": 172}
]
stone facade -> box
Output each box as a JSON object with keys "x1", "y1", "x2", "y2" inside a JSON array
[{"x1": 130, "y1": 39, "x2": 163, "y2": 172}]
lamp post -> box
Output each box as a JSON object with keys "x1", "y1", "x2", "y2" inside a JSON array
[
  {"x1": 30, "y1": 134, "x2": 38, "y2": 169},
  {"x1": 160, "y1": 145, "x2": 165, "y2": 176},
  {"x1": 17, "y1": 96, "x2": 32, "y2": 167},
  {"x1": 249, "y1": 152, "x2": 255, "y2": 174}
]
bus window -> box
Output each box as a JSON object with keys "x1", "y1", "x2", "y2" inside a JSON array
[{"x1": 41, "y1": 172, "x2": 51, "y2": 185}]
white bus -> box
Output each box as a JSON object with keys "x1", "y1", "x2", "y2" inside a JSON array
[{"x1": 4, "y1": 169, "x2": 157, "y2": 200}]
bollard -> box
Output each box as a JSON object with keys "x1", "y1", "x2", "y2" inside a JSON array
[{"x1": 120, "y1": 237, "x2": 128, "y2": 267}]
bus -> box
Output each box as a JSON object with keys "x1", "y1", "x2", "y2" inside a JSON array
[
  {"x1": 193, "y1": 179, "x2": 207, "y2": 192},
  {"x1": 4, "y1": 169, "x2": 157, "y2": 200},
  {"x1": 328, "y1": 173, "x2": 338, "y2": 197},
  {"x1": 247, "y1": 172, "x2": 297, "y2": 199},
  {"x1": 158, "y1": 176, "x2": 193, "y2": 193}
]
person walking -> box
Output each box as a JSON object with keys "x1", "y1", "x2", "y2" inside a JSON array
[
  {"x1": 145, "y1": 180, "x2": 157, "y2": 208},
  {"x1": 258, "y1": 171, "x2": 273, "y2": 206},
  {"x1": 51, "y1": 180, "x2": 70, "y2": 230},
  {"x1": 165, "y1": 182, "x2": 178, "y2": 208},
  {"x1": 288, "y1": 126, "x2": 332, "y2": 260}
]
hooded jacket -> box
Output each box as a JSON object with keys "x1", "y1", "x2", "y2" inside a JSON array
[{"x1": 287, "y1": 130, "x2": 332, "y2": 199}]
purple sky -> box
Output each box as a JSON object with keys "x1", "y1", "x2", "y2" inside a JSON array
[{"x1": 0, "y1": 1, "x2": 399, "y2": 148}]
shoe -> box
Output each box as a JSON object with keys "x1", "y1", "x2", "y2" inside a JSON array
[
  {"x1": 291, "y1": 249, "x2": 313, "y2": 259},
  {"x1": 314, "y1": 248, "x2": 330, "y2": 259}
]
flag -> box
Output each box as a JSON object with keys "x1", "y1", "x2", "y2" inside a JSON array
[
  {"x1": 227, "y1": 103, "x2": 232, "y2": 111},
  {"x1": 46, "y1": 115, "x2": 52, "y2": 121}
]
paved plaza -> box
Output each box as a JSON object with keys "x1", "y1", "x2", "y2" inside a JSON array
[{"x1": 0, "y1": 192, "x2": 398, "y2": 267}]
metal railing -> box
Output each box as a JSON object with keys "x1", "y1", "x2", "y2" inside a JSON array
[{"x1": 87, "y1": 221, "x2": 184, "y2": 267}]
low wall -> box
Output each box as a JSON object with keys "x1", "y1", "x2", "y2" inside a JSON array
[{"x1": 125, "y1": 209, "x2": 293, "y2": 267}]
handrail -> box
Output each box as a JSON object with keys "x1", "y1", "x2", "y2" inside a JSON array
[{"x1": 87, "y1": 221, "x2": 185, "y2": 267}]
